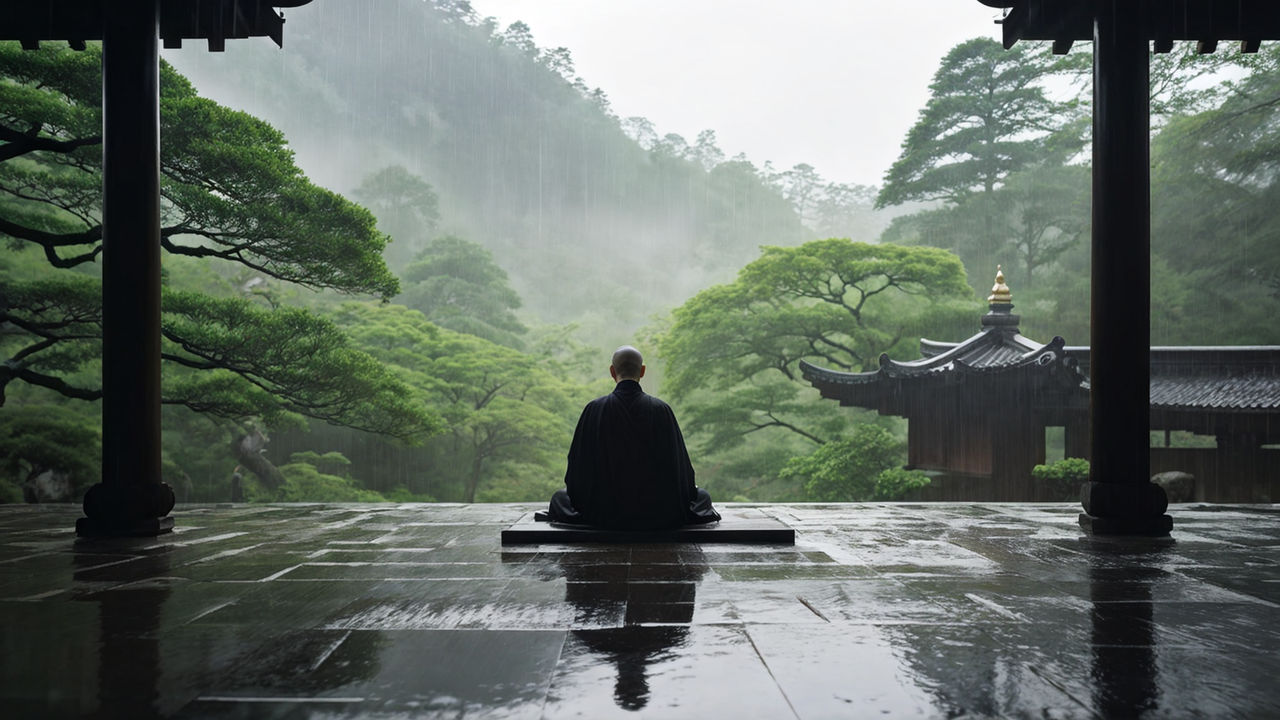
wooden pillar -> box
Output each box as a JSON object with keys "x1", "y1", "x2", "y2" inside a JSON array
[
  {"x1": 1079, "y1": 0, "x2": 1171, "y2": 535},
  {"x1": 77, "y1": 0, "x2": 174, "y2": 537}
]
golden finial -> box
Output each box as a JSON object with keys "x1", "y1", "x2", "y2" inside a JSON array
[{"x1": 987, "y1": 265, "x2": 1012, "y2": 304}]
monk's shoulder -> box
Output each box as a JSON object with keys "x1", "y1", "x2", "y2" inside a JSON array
[
  {"x1": 641, "y1": 392, "x2": 676, "y2": 415},
  {"x1": 582, "y1": 394, "x2": 612, "y2": 414}
]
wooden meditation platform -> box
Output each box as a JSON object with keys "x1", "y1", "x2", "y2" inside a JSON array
[{"x1": 501, "y1": 507, "x2": 795, "y2": 544}]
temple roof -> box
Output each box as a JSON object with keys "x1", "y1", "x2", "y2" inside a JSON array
[
  {"x1": 801, "y1": 318, "x2": 1065, "y2": 387},
  {"x1": 800, "y1": 303, "x2": 1085, "y2": 411},
  {"x1": 1149, "y1": 373, "x2": 1280, "y2": 412},
  {"x1": 802, "y1": 269, "x2": 1280, "y2": 415},
  {"x1": 1067, "y1": 346, "x2": 1280, "y2": 413}
]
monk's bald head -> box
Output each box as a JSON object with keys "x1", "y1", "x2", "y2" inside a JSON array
[{"x1": 610, "y1": 345, "x2": 645, "y2": 382}]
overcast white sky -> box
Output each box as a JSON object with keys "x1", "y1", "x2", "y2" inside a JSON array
[{"x1": 469, "y1": 1, "x2": 1008, "y2": 187}]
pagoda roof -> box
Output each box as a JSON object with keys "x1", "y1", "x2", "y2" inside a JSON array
[
  {"x1": 802, "y1": 320, "x2": 1065, "y2": 386},
  {"x1": 803, "y1": 312, "x2": 1280, "y2": 415},
  {"x1": 800, "y1": 305, "x2": 1086, "y2": 411}
]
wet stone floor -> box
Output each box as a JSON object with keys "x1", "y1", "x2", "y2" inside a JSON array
[{"x1": 1, "y1": 503, "x2": 1278, "y2": 719}]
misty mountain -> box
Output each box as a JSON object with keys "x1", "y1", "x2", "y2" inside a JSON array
[{"x1": 165, "y1": 0, "x2": 808, "y2": 337}]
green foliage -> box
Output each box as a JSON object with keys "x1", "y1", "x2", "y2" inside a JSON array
[
  {"x1": 273, "y1": 462, "x2": 387, "y2": 503},
  {"x1": 237, "y1": 450, "x2": 386, "y2": 503},
  {"x1": 0, "y1": 274, "x2": 439, "y2": 438},
  {"x1": 322, "y1": 302, "x2": 583, "y2": 502},
  {"x1": 660, "y1": 239, "x2": 976, "y2": 454},
  {"x1": 288, "y1": 451, "x2": 352, "y2": 476},
  {"x1": 884, "y1": 164, "x2": 1089, "y2": 292},
  {"x1": 383, "y1": 486, "x2": 437, "y2": 503},
  {"x1": 0, "y1": 404, "x2": 101, "y2": 500},
  {"x1": 875, "y1": 38, "x2": 1090, "y2": 293},
  {"x1": 159, "y1": 404, "x2": 234, "y2": 503},
  {"x1": 996, "y1": 165, "x2": 1089, "y2": 287},
  {"x1": 1147, "y1": 43, "x2": 1268, "y2": 120},
  {"x1": 1146, "y1": 44, "x2": 1280, "y2": 344},
  {"x1": 656, "y1": 239, "x2": 972, "y2": 501},
  {"x1": 476, "y1": 463, "x2": 564, "y2": 503},
  {"x1": 0, "y1": 43, "x2": 398, "y2": 297},
  {"x1": 0, "y1": 274, "x2": 102, "y2": 406},
  {"x1": 162, "y1": 291, "x2": 438, "y2": 438},
  {"x1": 878, "y1": 35, "x2": 1280, "y2": 344},
  {"x1": 780, "y1": 425, "x2": 927, "y2": 501},
  {"x1": 874, "y1": 468, "x2": 934, "y2": 501},
  {"x1": 695, "y1": 437, "x2": 815, "y2": 503},
  {"x1": 0, "y1": 479, "x2": 21, "y2": 504},
  {"x1": 398, "y1": 236, "x2": 527, "y2": 348},
  {"x1": 1031, "y1": 457, "x2": 1090, "y2": 502},
  {"x1": 877, "y1": 38, "x2": 1084, "y2": 209},
  {"x1": 352, "y1": 165, "x2": 441, "y2": 267}
]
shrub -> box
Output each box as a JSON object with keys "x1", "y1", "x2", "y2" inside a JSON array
[
  {"x1": 1031, "y1": 457, "x2": 1090, "y2": 501},
  {"x1": 781, "y1": 425, "x2": 930, "y2": 501}
]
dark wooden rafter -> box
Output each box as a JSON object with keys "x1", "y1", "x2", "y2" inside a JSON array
[
  {"x1": 981, "y1": 0, "x2": 1280, "y2": 53},
  {"x1": 1, "y1": 0, "x2": 311, "y2": 51}
]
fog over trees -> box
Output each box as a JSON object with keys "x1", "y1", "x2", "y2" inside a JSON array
[{"x1": 3, "y1": 0, "x2": 1279, "y2": 504}]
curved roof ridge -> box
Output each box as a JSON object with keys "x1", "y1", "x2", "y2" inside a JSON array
[
  {"x1": 797, "y1": 358, "x2": 883, "y2": 386},
  {"x1": 920, "y1": 337, "x2": 959, "y2": 358},
  {"x1": 1010, "y1": 333, "x2": 1045, "y2": 353},
  {"x1": 881, "y1": 329, "x2": 993, "y2": 372},
  {"x1": 1016, "y1": 335, "x2": 1065, "y2": 363}
]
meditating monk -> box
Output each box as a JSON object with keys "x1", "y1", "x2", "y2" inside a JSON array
[{"x1": 543, "y1": 345, "x2": 720, "y2": 529}]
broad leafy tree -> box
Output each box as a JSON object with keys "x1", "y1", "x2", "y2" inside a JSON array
[
  {"x1": 660, "y1": 239, "x2": 976, "y2": 453},
  {"x1": 397, "y1": 235, "x2": 527, "y2": 348},
  {"x1": 332, "y1": 303, "x2": 580, "y2": 503},
  {"x1": 0, "y1": 43, "x2": 437, "y2": 495}
]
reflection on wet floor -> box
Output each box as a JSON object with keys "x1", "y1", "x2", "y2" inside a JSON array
[
  {"x1": 1, "y1": 503, "x2": 1278, "y2": 718},
  {"x1": 73, "y1": 543, "x2": 171, "y2": 719},
  {"x1": 557, "y1": 551, "x2": 704, "y2": 713},
  {"x1": 1090, "y1": 553, "x2": 1161, "y2": 718}
]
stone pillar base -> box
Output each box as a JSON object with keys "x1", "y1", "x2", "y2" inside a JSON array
[
  {"x1": 1078, "y1": 512, "x2": 1172, "y2": 537},
  {"x1": 76, "y1": 515, "x2": 174, "y2": 538},
  {"x1": 76, "y1": 481, "x2": 176, "y2": 537}
]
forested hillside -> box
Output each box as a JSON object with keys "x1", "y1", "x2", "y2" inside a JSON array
[{"x1": 164, "y1": 0, "x2": 888, "y2": 340}]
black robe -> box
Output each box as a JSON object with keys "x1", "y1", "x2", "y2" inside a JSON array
[{"x1": 555, "y1": 380, "x2": 718, "y2": 529}]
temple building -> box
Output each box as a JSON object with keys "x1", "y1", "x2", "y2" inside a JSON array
[{"x1": 801, "y1": 269, "x2": 1280, "y2": 502}]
